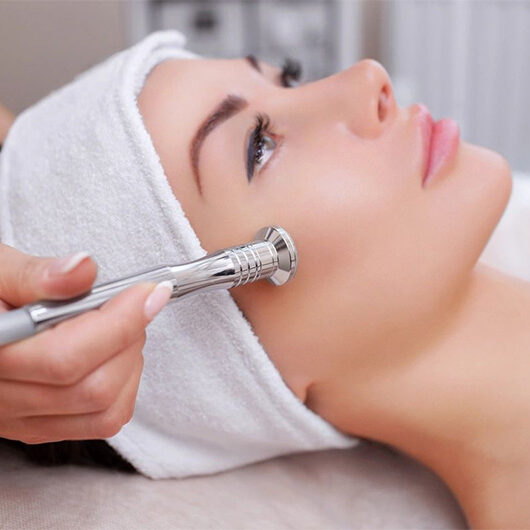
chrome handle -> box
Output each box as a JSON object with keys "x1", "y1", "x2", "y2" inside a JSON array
[{"x1": 0, "y1": 225, "x2": 298, "y2": 346}]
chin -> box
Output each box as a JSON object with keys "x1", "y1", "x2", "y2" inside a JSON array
[
  {"x1": 472, "y1": 141, "x2": 512, "y2": 219},
  {"x1": 460, "y1": 141, "x2": 513, "y2": 267}
]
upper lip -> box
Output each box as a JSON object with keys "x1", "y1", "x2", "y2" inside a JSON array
[{"x1": 414, "y1": 104, "x2": 435, "y2": 183}]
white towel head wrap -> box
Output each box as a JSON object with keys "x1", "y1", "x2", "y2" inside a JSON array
[{"x1": 0, "y1": 30, "x2": 358, "y2": 478}]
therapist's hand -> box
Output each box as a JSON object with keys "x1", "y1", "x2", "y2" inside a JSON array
[
  {"x1": 0, "y1": 244, "x2": 171, "y2": 444},
  {"x1": 0, "y1": 100, "x2": 14, "y2": 144}
]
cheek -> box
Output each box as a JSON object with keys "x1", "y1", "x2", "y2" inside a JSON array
[
  {"x1": 264, "y1": 136, "x2": 416, "y2": 287},
  {"x1": 209, "y1": 132, "x2": 511, "y2": 344},
  {"x1": 425, "y1": 142, "x2": 512, "y2": 276},
  {"x1": 258, "y1": 137, "x2": 512, "y2": 339}
]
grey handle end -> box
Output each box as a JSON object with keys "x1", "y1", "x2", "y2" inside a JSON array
[{"x1": 0, "y1": 308, "x2": 36, "y2": 346}]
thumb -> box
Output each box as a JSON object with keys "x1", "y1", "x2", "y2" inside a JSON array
[{"x1": 0, "y1": 244, "x2": 97, "y2": 307}]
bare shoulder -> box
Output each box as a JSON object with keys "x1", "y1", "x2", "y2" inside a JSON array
[{"x1": 0, "y1": 102, "x2": 15, "y2": 144}]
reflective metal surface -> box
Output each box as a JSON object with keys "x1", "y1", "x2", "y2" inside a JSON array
[{"x1": 0, "y1": 225, "x2": 297, "y2": 345}]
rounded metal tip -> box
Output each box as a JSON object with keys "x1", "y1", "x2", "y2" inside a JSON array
[{"x1": 253, "y1": 226, "x2": 298, "y2": 286}]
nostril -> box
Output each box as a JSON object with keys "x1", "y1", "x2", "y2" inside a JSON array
[{"x1": 378, "y1": 84, "x2": 390, "y2": 122}]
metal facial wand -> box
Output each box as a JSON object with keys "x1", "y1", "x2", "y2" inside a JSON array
[{"x1": 0, "y1": 226, "x2": 298, "y2": 347}]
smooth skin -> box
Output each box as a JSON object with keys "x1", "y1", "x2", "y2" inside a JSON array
[
  {"x1": 138, "y1": 57, "x2": 529, "y2": 528},
  {"x1": 0, "y1": 110, "x2": 171, "y2": 443}
]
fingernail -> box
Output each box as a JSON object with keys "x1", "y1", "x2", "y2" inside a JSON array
[
  {"x1": 47, "y1": 251, "x2": 91, "y2": 277},
  {"x1": 144, "y1": 281, "x2": 173, "y2": 321}
]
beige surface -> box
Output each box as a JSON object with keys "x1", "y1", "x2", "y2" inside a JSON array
[
  {"x1": 0, "y1": 441, "x2": 467, "y2": 529},
  {"x1": 0, "y1": 1, "x2": 127, "y2": 113}
]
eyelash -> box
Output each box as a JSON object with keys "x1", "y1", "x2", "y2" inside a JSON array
[
  {"x1": 280, "y1": 58, "x2": 302, "y2": 88},
  {"x1": 247, "y1": 58, "x2": 302, "y2": 181},
  {"x1": 247, "y1": 114, "x2": 274, "y2": 181}
]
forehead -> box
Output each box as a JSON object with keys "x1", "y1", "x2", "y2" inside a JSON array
[{"x1": 142, "y1": 56, "x2": 278, "y2": 119}]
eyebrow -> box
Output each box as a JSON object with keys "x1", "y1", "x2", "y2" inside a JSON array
[{"x1": 189, "y1": 56, "x2": 263, "y2": 196}]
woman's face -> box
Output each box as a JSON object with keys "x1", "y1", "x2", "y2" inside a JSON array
[{"x1": 138, "y1": 56, "x2": 512, "y2": 403}]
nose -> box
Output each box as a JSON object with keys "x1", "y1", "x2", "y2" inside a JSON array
[{"x1": 339, "y1": 59, "x2": 395, "y2": 139}]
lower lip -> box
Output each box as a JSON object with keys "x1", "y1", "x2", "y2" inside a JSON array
[{"x1": 423, "y1": 118, "x2": 460, "y2": 186}]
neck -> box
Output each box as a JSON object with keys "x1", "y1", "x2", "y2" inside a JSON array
[
  {"x1": 231, "y1": 262, "x2": 530, "y2": 527},
  {"x1": 311, "y1": 263, "x2": 530, "y2": 527}
]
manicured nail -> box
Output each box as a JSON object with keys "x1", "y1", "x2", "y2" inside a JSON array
[
  {"x1": 144, "y1": 281, "x2": 173, "y2": 321},
  {"x1": 47, "y1": 251, "x2": 91, "y2": 277}
]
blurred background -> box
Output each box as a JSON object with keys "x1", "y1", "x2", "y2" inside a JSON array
[{"x1": 0, "y1": 0, "x2": 528, "y2": 172}]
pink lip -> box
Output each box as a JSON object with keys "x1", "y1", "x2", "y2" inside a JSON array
[{"x1": 416, "y1": 104, "x2": 460, "y2": 186}]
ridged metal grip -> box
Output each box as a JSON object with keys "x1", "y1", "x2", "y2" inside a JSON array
[
  {"x1": 228, "y1": 241, "x2": 276, "y2": 287},
  {"x1": 168, "y1": 225, "x2": 297, "y2": 298}
]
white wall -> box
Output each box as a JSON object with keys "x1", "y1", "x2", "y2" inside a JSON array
[{"x1": 386, "y1": 0, "x2": 530, "y2": 173}]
